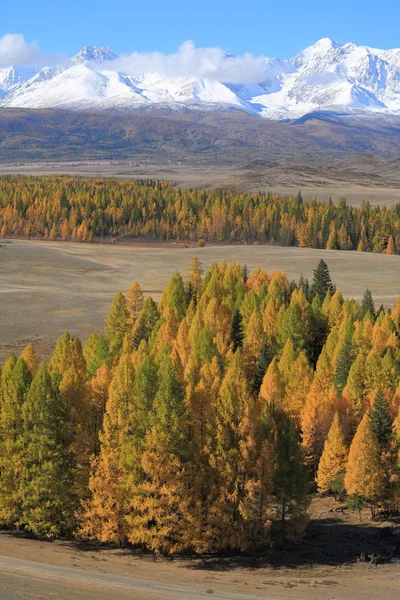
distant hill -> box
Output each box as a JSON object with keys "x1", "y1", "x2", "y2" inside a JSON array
[{"x1": 1, "y1": 108, "x2": 400, "y2": 165}]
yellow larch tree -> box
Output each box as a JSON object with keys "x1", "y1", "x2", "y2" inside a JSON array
[
  {"x1": 243, "y1": 308, "x2": 265, "y2": 376},
  {"x1": 344, "y1": 412, "x2": 385, "y2": 502},
  {"x1": 259, "y1": 358, "x2": 284, "y2": 414},
  {"x1": 78, "y1": 355, "x2": 135, "y2": 545},
  {"x1": 126, "y1": 282, "x2": 144, "y2": 324},
  {"x1": 316, "y1": 412, "x2": 348, "y2": 494},
  {"x1": 283, "y1": 350, "x2": 313, "y2": 422},
  {"x1": 20, "y1": 343, "x2": 38, "y2": 375}
]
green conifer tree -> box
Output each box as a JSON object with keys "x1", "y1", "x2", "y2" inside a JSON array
[
  {"x1": 310, "y1": 260, "x2": 334, "y2": 300},
  {"x1": 106, "y1": 292, "x2": 130, "y2": 357},
  {"x1": 369, "y1": 392, "x2": 393, "y2": 451},
  {"x1": 0, "y1": 358, "x2": 32, "y2": 526},
  {"x1": 19, "y1": 363, "x2": 75, "y2": 537},
  {"x1": 361, "y1": 289, "x2": 376, "y2": 318},
  {"x1": 253, "y1": 339, "x2": 273, "y2": 395},
  {"x1": 273, "y1": 415, "x2": 308, "y2": 541},
  {"x1": 230, "y1": 308, "x2": 245, "y2": 352},
  {"x1": 333, "y1": 338, "x2": 352, "y2": 396}
]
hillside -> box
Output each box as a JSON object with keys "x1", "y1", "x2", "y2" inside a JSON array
[{"x1": 1, "y1": 108, "x2": 400, "y2": 165}]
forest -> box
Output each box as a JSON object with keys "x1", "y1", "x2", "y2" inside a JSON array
[
  {"x1": 0, "y1": 175, "x2": 400, "y2": 252},
  {"x1": 0, "y1": 258, "x2": 400, "y2": 553}
]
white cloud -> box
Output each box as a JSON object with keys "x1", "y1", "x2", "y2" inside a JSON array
[
  {"x1": 110, "y1": 41, "x2": 270, "y2": 84},
  {"x1": 0, "y1": 33, "x2": 61, "y2": 67}
]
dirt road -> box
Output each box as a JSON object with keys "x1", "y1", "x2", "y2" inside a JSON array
[
  {"x1": 0, "y1": 532, "x2": 399, "y2": 600},
  {"x1": 0, "y1": 554, "x2": 275, "y2": 600}
]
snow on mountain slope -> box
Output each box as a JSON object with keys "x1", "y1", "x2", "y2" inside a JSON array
[
  {"x1": 1, "y1": 40, "x2": 400, "y2": 119},
  {"x1": 0, "y1": 66, "x2": 37, "y2": 96}
]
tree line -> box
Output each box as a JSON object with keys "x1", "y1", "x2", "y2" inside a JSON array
[
  {"x1": 0, "y1": 259, "x2": 400, "y2": 553},
  {"x1": 1, "y1": 175, "x2": 400, "y2": 252}
]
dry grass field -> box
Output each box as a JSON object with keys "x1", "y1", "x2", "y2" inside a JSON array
[{"x1": 1, "y1": 239, "x2": 400, "y2": 360}]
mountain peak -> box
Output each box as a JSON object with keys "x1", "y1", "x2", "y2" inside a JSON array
[
  {"x1": 313, "y1": 37, "x2": 341, "y2": 50},
  {"x1": 72, "y1": 46, "x2": 118, "y2": 64},
  {"x1": 290, "y1": 37, "x2": 343, "y2": 69},
  {"x1": 1, "y1": 39, "x2": 400, "y2": 120}
]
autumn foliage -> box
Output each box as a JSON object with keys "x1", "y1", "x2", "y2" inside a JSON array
[
  {"x1": 0, "y1": 176, "x2": 400, "y2": 252},
  {"x1": 1, "y1": 257, "x2": 400, "y2": 552}
]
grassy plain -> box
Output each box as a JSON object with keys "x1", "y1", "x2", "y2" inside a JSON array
[{"x1": 1, "y1": 239, "x2": 400, "y2": 360}]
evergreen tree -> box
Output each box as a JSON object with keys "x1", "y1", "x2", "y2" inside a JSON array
[
  {"x1": 369, "y1": 392, "x2": 393, "y2": 451},
  {"x1": 0, "y1": 358, "x2": 32, "y2": 526},
  {"x1": 310, "y1": 260, "x2": 334, "y2": 300},
  {"x1": 230, "y1": 308, "x2": 244, "y2": 352},
  {"x1": 253, "y1": 340, "x2": 272, "y2": 395},
  {"x1": 19, "y1": 363, "x2": 75, "y2": 537},
  {"x1": 333, "y1": 338, "x2": 352, "y2": 396},
  {"x1": 273, "y1": 415, "x2": 308, "y2": 541},
  {"x1": 83, "y1": 334, "x2": 110, "y2": 378},
  {"x1": 361, "y1": 289, "x2": 375, "y2": 318}
]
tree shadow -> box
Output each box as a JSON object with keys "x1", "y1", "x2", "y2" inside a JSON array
[
  {"x1": 2, "y1": 516, "x2": 399, "y2": 571},
  {"x1": 181, "y1": 517, "x2": 400, "y2": 571}
]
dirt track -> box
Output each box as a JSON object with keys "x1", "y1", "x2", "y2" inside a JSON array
[
  {"x1": 0, "y1": 554, "x2": 274, "y2": 600},
  {"x1": 0, "y1": 531, "x2": 399, "y2": 600}
]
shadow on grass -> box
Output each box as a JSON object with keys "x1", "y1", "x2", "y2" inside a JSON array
[
  {"x1": 1, "y1": 516, "x2": 400, "y2": 571},
  {"x1": 182, "y1": 517, "x2": 400, "y2": 571}
]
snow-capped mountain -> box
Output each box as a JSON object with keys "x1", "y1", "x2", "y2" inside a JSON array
[{"x1": 2, "y1": 39, "x2": 400, "y2": 120}]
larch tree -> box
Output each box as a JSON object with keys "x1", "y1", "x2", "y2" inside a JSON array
[
  {"x1": 20, "y1": 344, "x2": 38, "y2": 375},
  {"x1": 259, "y1": 358, "x2": 284, "y2": 415},
  {"x1": 344, "y1": 413, "x2": 385, "y2": 505},
  {"x1": 316, "y1": 412, "x2": 348, "y2": 494},
  {"x1": 207, "y1": 352, "x2": 266, "y2": 551},
  {"x1": 79, "y1": 355, "x2": 135, "y2": 545},
  {"x1": 126, "y1": 354, "x2": 191, "y2": 554},
  {"x1": 243, "y1": 308, "x2": 265, "y2": 376},
  {"x1": 386, "y1": 235, "x2": 396, "y2": 255},
  {"x1": 188, "y1": 256, "x2": 203, "y2": 303},
  {"x1": 105, "y1": 292, "x2": 130, "y2": 357},
  {"x1": 126, "y1": 282, "x2": 144, "y2": 324}
]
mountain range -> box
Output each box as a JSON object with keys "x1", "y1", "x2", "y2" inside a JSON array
[{"x1": 1, "y1": 39, "x2": 400, "y2": 119}]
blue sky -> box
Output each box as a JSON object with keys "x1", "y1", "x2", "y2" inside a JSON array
[{"x1": 1, "y1": 0, "x2": 399, "y2": 62}]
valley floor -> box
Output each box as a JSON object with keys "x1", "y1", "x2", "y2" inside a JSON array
[
  {"x1": 0, "y1": 159, "x2": 399, "y2": 206},
  {"x1": 1, "y1": 239, "x2": 400, "y2": 360}
]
